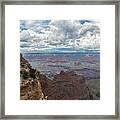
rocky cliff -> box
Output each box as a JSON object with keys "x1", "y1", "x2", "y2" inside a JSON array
[
  {"x1": 20, "y1": 53, "x2": 46, "y2": 100},
  {"x1": 41, "y1": 71, "x2": 97, "y2": 100},
  {"x1": 20, "y1": 53, "x2": 98, "y2": 100}
]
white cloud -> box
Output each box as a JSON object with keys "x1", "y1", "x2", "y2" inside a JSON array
[{"x1": 20, "y1": 20, "x2": 100, "y2": 53}]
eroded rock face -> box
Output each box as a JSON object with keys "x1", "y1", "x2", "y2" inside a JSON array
[
  {"x1": 20, "y1": 79, "x2": 44, "y2": 100},
  {"x1": 41, "y1": 71, "x2": 95, "y2": 100},
  {"x1": 20, "y1": 54, "x2": 45, "y2": 100}
]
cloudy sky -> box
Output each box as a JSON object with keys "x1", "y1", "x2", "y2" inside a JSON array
[{"x1": 20, "y1": 20, "x2": 100, "y2": 53}]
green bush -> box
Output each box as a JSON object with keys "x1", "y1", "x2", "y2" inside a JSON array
[
  {"x1": 22, "y1": 71, "x2": 29, "y2": 79},
  {"x1": 29, "y1": 68, "x2": 36, "y2": 79}
]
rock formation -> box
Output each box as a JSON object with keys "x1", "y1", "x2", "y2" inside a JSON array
[
  {"x1": 20, "y1": 53, "x2": 46, "y2": 100},
  {"x1": 41, "y1": 71, "x2": 96, "y2": 100}
]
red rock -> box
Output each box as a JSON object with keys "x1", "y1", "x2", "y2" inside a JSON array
[{"x1": 42, "y1": 70, "x2": 95, "y2": 100}]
